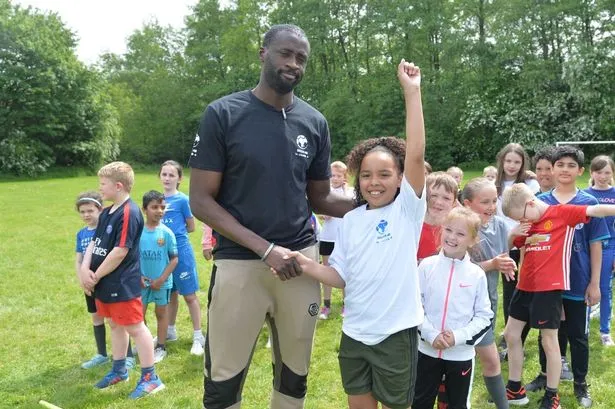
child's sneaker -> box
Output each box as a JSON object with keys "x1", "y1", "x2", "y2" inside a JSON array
[
  {"x1": 506, "y1": 386, "x2": 529, "y2": 405},
  {"x1": 525, "y1": 373, "x2": 546, "y2": 392},
  {"x1": 265, "y1": 335, "x2": 272, "y2": 349},
  {"x1": 166, "y1": 326, "x2": 178, "y2": 342},
  {"x1": 574, "y1": 381, "x2": 592, "y2": 408},
  {"x1": 191, "y1": 334, "x2": 205, "y2": 356},
  {"x1": 153, "y1": 347, "x2": 167, "y2": 363},
  {"x1": 560, "y1": 357, "x2": 573, "y2": 381},
  {"x1": 81, "y1": 354, "x2": 109, "y2": 369},
  {"x1": 126, "y1": 356, "x2": 137, "y2": 370},
  {"x1": 539, "y1": 393, "x2": 561, "y2": 409},
  {"x1": 600, "y1": 333, "x2": 614, "y2": 346},
  {"x1": 340, "y1": 306, "x2": 345, "y2": 318},
  {"x1": 94, "y1": 370, "x2": 129, "y2": 389},
  {"x1": 318, "y1": 306, "x2": 330, "y2": 320},
  {"x1": 128, "y1": 373, "x2": 165, "y2": 399}
]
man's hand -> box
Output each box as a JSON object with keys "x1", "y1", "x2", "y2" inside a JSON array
[
  {"x1": 585, "y1": 282, "x2": 601, "y2": 306},
  {"x1": 265, "y1": 246, "x2": 303, "y2": 281},
  {"x1": 398, "y1": 59, "x2": 421, "y2": 92},
  {"x1": 202, "y1": 248, "x2": 213, "y2": 260}
]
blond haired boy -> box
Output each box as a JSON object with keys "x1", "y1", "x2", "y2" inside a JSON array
[{"x1": 80, "y1": 161, "x2": 165, "y2": 399}]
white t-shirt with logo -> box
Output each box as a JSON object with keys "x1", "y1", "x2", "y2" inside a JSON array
[
  {"x1": 320, "y1": 185, "x2": 354, "y2": 243},
  {"x1": 329, "y1": 176, "x2": 426, "y2": 345}
]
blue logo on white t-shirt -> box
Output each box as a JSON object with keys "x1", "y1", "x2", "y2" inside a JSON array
[
  {"x1": 376, "y1": 220, "x2": 388, "y2": 234},
  {"x1": 376, "y1": 220, "x2": 392, "y2": 243}
]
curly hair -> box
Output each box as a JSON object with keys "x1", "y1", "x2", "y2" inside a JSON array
[{"x1": 345, "y1": 136, "x2": 406, "y2": 207}]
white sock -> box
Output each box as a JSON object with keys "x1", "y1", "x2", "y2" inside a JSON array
[
  {"x1": 168, "y1": 325, "x2": 176, "y2": 332},
  {"x1": 193, "y1": 329, "x2": 203, "y2": 339}
]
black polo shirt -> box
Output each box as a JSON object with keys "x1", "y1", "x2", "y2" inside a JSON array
[
  {"x1": 90, "y1": 199, "x2": 144, "y2": 302},
  {"x1": 189, "y1": 90, "x2": 331, "y2": 260}
]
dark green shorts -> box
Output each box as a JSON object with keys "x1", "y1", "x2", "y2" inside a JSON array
[{"x1": 338, "y1": 327, "x2": 418, "y2": 409}]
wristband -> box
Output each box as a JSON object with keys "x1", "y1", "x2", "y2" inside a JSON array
[{"x1": 261, "y1": 242, "x2": 275, "y2": 261}]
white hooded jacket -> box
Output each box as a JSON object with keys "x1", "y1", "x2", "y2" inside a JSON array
[{"x1": 418, "y1": 251, "x2": 493, "y2": 361}]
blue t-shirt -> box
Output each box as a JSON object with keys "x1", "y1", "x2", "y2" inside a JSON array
[
  {"x1": 76, "y1": 227, "x2": 96, "y2": 253},
  {"x1": 91, "y1": 199, "x2": 144, "y2": 303},
  {"x1": 139, "y1": 224, "x2": 178, "y2": 289},
  {"x1": 538, "y1": 190, "x2": 610, "y2": 300},
  {"x1": 584, "y1": 187, "x2": 615, "y2": 248},
  {"x1": 162, "y1": 192, "x2": 193, "y2": 247}
]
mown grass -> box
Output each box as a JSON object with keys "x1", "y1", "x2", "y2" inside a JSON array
[{"x1": 0, "y1": 172, "x2": 613, "y2": 409}]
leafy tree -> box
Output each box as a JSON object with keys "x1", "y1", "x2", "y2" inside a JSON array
[{"x1": 0, "y1": 1, "x2": 119, "y2": 175}]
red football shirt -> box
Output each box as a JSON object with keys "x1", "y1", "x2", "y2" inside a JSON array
[
  {"x1": 418, "y1": 222, "x2": 441, "y2": 261},
  {"x1": 513, "y1": 204, "x2": 589, "y2": 292}
]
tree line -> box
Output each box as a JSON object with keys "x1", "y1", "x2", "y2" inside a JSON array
[{"x1": 1, "y1": 0, "x2": 614, "y2": 175}]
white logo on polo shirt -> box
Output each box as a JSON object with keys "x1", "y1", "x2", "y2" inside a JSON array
[{"x1": 295, "y1": 134, "x2": 309, "y2": 159}]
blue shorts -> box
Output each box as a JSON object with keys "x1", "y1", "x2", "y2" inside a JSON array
[
  {"x1": 142, "y1": 288, "x2": 172, "y2": 306},
  {"x1": 171, "y1": 244, "x2": 199, "y2": 295}
]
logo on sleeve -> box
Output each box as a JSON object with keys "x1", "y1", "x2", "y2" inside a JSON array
[
  {"x1": 375, "y1": 219, "x2": 392, "y2": 243},
  {"x1": 294, "y1": 135, "x2": 310, "y2": 159},
  {"x1": 191, "y1": 134, "x2": 200, "y2": 157}
]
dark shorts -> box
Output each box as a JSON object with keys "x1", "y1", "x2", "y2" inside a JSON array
[
  {"x1": 338, "y1": 328, "x2": 418, "y2": 409},
  {"x1": 509, "y1": 289, "x2": 562, "y2": 329},
  {"x1": 85, "y1": 293, "x2": 97, "y2": 314},
  {"x1": 319, "y1": 241, "x2": 335, "y2": 256}
]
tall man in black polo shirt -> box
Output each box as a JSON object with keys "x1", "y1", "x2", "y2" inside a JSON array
[{"x1": 189, "y1": 24, "x2": 354, "y2": 409}]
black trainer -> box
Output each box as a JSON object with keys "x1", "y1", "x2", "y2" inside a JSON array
[
  {"x1": 525, "y1": 373, "x2": 547, "y2": 392},
  {"x1": 574, "y1": 381, "x2": 592, "y2": 408},
  {"x1": 539, "y1": 392, "x2": 561, "y2": 409}
]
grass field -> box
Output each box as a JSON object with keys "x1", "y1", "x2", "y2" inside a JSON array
[{"x1": 1, "y1": 172, "x2": 614, "y2": 409}]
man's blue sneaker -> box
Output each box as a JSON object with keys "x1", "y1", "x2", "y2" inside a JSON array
[
  {"x1": 94, "y1": 370, "x2": 129, "y2": 389},
  {"x1": 129, "y1": 373, "x2": 165, "y2": 399}
]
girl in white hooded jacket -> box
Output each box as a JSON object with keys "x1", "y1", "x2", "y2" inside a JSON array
[{"x1": 413, "y1": 207, "x2": 494, "y2": 409}]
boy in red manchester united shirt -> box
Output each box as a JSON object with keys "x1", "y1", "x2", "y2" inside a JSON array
[{"x1": 500, "y1": 183, "x2": 615, "y2": 409}]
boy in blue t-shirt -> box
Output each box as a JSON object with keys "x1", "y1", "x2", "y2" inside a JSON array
[
  {"x1": 528, "y1": 146, "x2": 609, "y2": 408},
  {"x1": 140, "y1": 191, "x2": 178, "y2": 363}
]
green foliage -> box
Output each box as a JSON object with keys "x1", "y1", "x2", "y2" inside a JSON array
[
  {"x1": 0, "y1": 2, "x2": 120, "y2": 175},
  {"x1": 3, "y1": 0, "x2": 615, "y2": 173}
]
